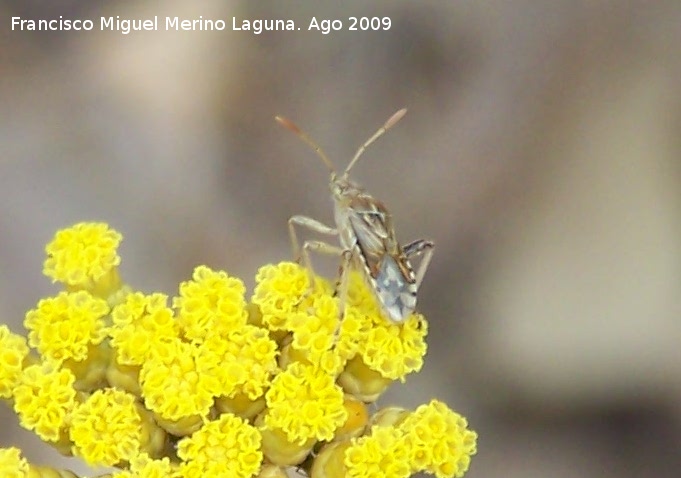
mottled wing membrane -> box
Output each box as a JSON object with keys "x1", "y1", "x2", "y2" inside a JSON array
[
  {"x1": 347, "y1": 196, "x2": 393, "y2": 274},
  {"x1": 347, "y1": 196, "x2": 417, "y2": 322},
  {"x1": 375, "y1": 255, "x2": 417, "y2": 321}
]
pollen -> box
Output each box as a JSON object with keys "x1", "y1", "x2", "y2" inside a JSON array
[
  {"x1": 24, "y1": 291, "x2": 109, "y2": 364},
  {"x1": 43, "y1": 222, "x2": 122, "y2": 293},
  {"x1": 173, "y1": 265, "x2": 248, "y2": 341},
  {"x1": 264, "y1": 362, "x2": 347, "y2": 446},
  {"x1": 0, "y1": 325, "x2": 29, "y2": 399},
  {"x1": 69, "y1": 388, "x2": 143, "y2": 467},
  {"x1": 12, "y1": 362, "x2": 77, "y2": 442},
  {"x1": 177, "y1": 413, "x2": 263, "y2": 478}
]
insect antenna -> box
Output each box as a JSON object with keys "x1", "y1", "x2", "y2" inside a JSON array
[
  {"x1": 343, "y1": 108, "x2": 407, "y2": 178},
  {"x1": 275, "y1": 115, "x2": 337, "y2": 175}
]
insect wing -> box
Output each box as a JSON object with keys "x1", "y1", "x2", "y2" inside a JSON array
[
  {"x1": 347, "y1": 196, "x2": 392, "y2": 274},
  {"x1": 348, "y1": 200, "x2": 416, "y2": 322},
  {"x1": 374, "y1": 255, "x2": 417, "y2": 322}
]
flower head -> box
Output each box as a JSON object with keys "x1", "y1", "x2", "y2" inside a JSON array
[
  {"x1": 113, "y1": 453, "x2": 180, "y2": 478},
  {"x1": 344, "y1": 426, "x2": 411, "y2": 478},
  {"x1": 252, "y1": 262, "x2": 330, "y2": 331},
  {"x1": 0, "y1": 325, "x2": 29, "y2": 399},
  {"x1": 110, "y1": 292, "x2": 178, "y2": 366},
  {"x1": 177, "y1": 413, "x2": 263, "y2": 478},
  {"x1": 24, "y1": 291, "x2": 109, "y2": 364},
  {"x1": 69, "y1": 388, "x2": 145, "y2": 467},
  {"x1": 198, "y1": 324, "x2": 279, "y2": 401},
  {"x1": 264, "y1": 362, "x2": 347, "y2": 446},
  {"x1": 0, "y1": 447, "x2": 29, "y2": 478},
  {"x1": 139, "y1": 338, "x2": 213, "y2": 429},
  {"x1": 340, "y1": 272, "x2": 428, "y2": 381},
  {"x1": 43, "y1": 222, "x2": 123, "y2": 296},
  {"x1": 401, "y1": 399, "x2": 478, "y2": 478},
  {"x1": 13, "y1": 362, "x2": 77, "y2": 442},
  {"x1": 287, "y1": 295, "x2": 342, "y2": 366},
  {"x1": 173, "y1": 265, "x2": 248, "y2": 341}
]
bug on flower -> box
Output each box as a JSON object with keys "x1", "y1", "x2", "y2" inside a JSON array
[{"x1": 275, "y1": 109, "x2": 434, "y2": 323}]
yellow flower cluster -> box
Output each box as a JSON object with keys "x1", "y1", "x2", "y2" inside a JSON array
[
  {"x1": 0, "y1": 222, "x2": 477, "y2": 478},
  {"x1": 0, "y1": 326, "x2": 29, "y2": 399},
  {"x1": 314, "y1": 400, "x2": 478, "y2": 478}
]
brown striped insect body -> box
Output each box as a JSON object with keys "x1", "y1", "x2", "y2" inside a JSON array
[{"x1": 275, "y1": 109, "x2": 434, "y2": 323}]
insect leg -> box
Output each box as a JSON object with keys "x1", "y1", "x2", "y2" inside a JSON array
[
  {"x1": 288, "y1": 215, "x2": 338, "y2": 262},
  {"x1": 329, "y1": 249, "x2": 354, "y2": 341},
  {"x1": 299, "y1": 240, "x2": 345, "y2": 283},
  {"x1": 403, "y1": 239, "x2": 435, "y2": 290},
  {"x1": 334, "y1": 249, "x2": 354, "y2": 314}
]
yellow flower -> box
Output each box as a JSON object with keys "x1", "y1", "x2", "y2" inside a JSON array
[
  {"x1": 252, "y1": 262, "x2": 329, "y2": 331},
  {"x1": 110, "y1": 292, "x2": 178, "y2": 366},
  {"x1": 198, "y1": 325, "x2": 279, "y2": 401},
  {"x1": 0, "y1": 447, "x2": 29, "y2": 478},
  {"x1": 177, "y1": 413, "x2": 263, "y2": 478},
  {"x1": 24, "y1": 291, "x2": 109, "y2": 364},
  {"x1": 344, "y1": 270, "x2": 383, "y2": 316},
  {"x1": 0, "y1": 325, "x2": 29, "y2": 399},
  {"x1": 43, "y1": 222, "x2": 123, "y2": 297},
  {"x1": 139, "y1": 338, "x2": 213, "y2": 431},
  {"x1": 263, "y1": 362, "x2": 347, "y2": 447},
  {"x1": 13, "y1": 362, "x2": 76, "y2": 442},
  {"x1": 344, "y1": 426, "x2": 411, "y2": 478},
  {"x1": 333, "y1": 275, "x2": 427, "y2": 401},
  {"x1": 287, "y1": 294, "x2": 341, "y2": 365},
  {"x1": 253, "y1": 262, "x2": 427, "y2": 390},
  {"x1": 173, "y1": 265, "x2": 248, "y2": 341},
  {"x1": 401, "y1": 400, "x2": 478, "y2": 478},
  {"x1": 356, "y1": 313, "x2": 427, "y2": 380},
  {"x1": 111, "y1": 453, "x2": 180, "y2": 478},
  {"x1": 69, "y1": 388, "x2": 147, "y2": 467},
  {"x1": 314, "y1": 400, "x2": 478, "y2": 478},
  {"x1": 342, "y1": 272, "x2": 428, "y2": 382},
  {"x1": 5, "y1": 221, "x2": 479, "y2": 478}
]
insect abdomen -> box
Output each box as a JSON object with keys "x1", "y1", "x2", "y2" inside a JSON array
[{"x1": 373, "y1": 255, "x2": 417, "y2": 322}]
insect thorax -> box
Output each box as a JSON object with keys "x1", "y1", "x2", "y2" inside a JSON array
[{"x1": 331, "y1": 184, "x2": 418, "y2": 323}]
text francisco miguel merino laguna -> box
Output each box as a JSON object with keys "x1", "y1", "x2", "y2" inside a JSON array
[{"x1": 11, "y1": 16, "x2": 298, "y2": 34}]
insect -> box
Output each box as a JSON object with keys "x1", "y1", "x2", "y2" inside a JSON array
[{"x1": 275, "y1": 109, "x2": 434, "y2": 323}]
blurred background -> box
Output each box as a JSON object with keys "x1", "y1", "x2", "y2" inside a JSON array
[{"x1": 2, "y1": 0, "x2": 681, "y2": 476}]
